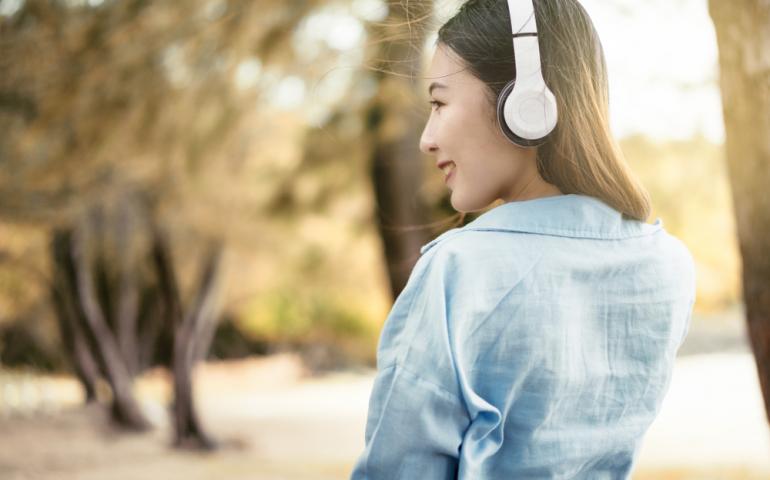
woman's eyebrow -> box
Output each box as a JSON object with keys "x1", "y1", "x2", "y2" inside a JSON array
[{"x1": 428, "y1": 82, "x2": 448, "y2": 95}]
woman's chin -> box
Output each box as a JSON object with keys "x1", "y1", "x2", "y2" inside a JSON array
[{"x1": 450, "y1": 194, "x2": 486, "y2": 214}]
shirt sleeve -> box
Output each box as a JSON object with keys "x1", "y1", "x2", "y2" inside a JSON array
[{"x1": 349, "y1": 246, "x2": 472, "y2": 479}]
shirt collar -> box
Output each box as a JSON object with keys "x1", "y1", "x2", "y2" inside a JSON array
[{"x1": 420, "y1": 193, "x2": 664, "y2": 254}]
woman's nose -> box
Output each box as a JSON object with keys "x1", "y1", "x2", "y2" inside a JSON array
[{"x1": 419, "y1": 124, "x2": 438, "y2": 155}]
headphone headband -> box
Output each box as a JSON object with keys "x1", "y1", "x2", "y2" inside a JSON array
[
  {"x1": 507, "y1": 0, "x2": 537, "y2": 36},
  {"x1": 498, "y1": 0, "x2": 558, "y2": 146}
]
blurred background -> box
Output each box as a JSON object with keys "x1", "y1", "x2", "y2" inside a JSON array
[{"x1": 1, "y1": 0, "x2": 768, "y2": 479}]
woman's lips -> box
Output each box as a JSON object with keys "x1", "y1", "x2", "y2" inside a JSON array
[{"x1": 441, "y1": 161, "x2": 455, "y2": 183}]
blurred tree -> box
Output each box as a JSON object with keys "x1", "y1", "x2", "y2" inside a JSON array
[
  {"x1": 364, "y1": 0, "x2": 436, "y2": 298},
  {"x1": 151, "y1": 217, "x2": 224, "y2": 448},
  {"x1": 708, "y1": 0, "x2": 770, "y2": 421},
  {"x1": 1, "y1": 0, "x2": 320, "y2": 446},
  {"x1": 298, "y1": 0, "x2": 460, "y2": 304},
  {"x1": 50, "y1": 213, "x2": 152, "y2": 431}
]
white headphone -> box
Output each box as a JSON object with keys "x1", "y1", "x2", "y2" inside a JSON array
[{"x1": 497, "y1": 0, "x2": 558, "y2": 146}]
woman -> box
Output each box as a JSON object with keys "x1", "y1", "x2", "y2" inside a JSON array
[{"x1": 351, "y1": 0, "x2": 696, "y2": 478}]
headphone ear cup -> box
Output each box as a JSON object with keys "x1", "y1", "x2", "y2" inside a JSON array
[{"x1": 496, "y1": 80, "x2": 554, "y2": 147}]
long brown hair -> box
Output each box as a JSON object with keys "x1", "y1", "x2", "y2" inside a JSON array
[{"x1": 437, "y1": 0, "x2": 652, "y2": 222}]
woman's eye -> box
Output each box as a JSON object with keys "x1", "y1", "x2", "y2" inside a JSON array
[{"x1": 429, "y1": 100, "x2": 444, "y2": 110}]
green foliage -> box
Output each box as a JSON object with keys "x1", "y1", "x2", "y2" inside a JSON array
[{"x1": 237, "y1": 286, "x2": 379, "y2": 366}]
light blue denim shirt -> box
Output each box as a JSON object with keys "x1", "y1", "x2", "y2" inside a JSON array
[{"x1": 351, "y1": 193, "x2": 696, "y2": 479}]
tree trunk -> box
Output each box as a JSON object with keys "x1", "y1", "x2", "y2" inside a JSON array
[
  {"x1": 50, "y1": 230, "x2": 101, "y2": 403},
  {"x1": 708, "y1": 0, "x2": 770, "y2": 421},
  {"x1": 152, "y1": 226, "x2": 222, "y2": 450},
  {"x1": 366, "y1": 0, "x2": 434, "y2": 299},
  {"x1": 70, "y1": 225, "x2": 151, "y2": 431},
  {"x1": 114, "y1": 205, "x2": 140, "y2": 376},
  {"x1": 174, "y1": 244, "x2": 222, "y2": 449}
]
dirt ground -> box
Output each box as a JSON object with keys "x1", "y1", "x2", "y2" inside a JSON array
[{"x1": 2, "y1": 341, "x2": 770, "y2": 479}]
